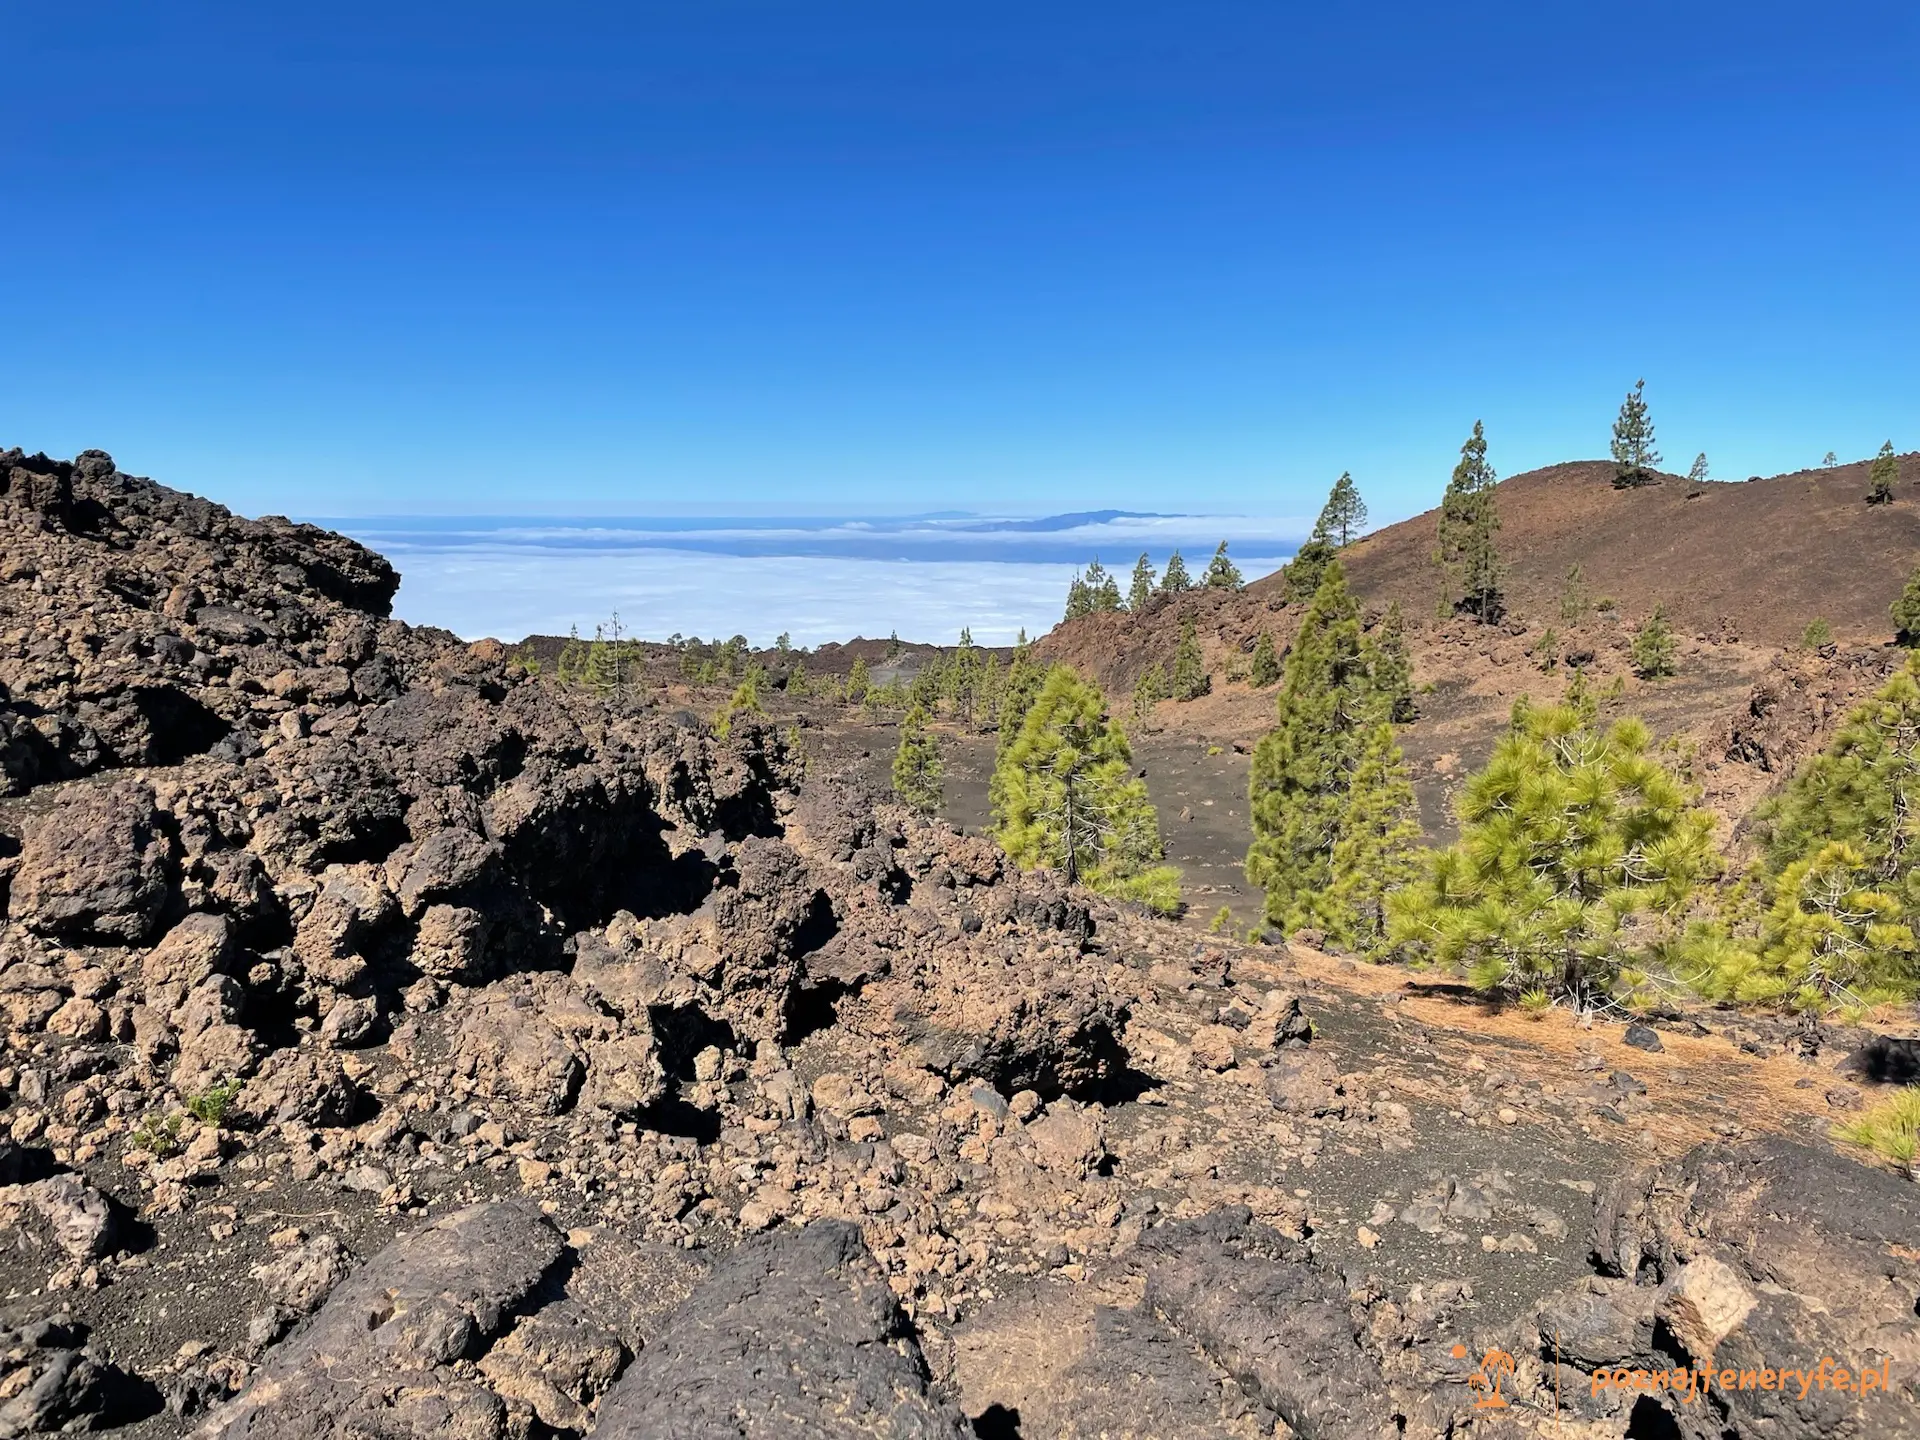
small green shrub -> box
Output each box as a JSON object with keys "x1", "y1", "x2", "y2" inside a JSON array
[
  {"x1": 1801, "y1": 617, "x2": 1835, "y2": 650},
  {"x1": 1630, "y1": 607, "x2": 1677, "y2": 679},
  {"x1": 186, "y1": 1079, "x2": 242, "y2": 1127},
  {"x1": 131, "y1": 1111, "x2": 184, "y2": 1156},
  {"x1": 1208, "y1": 905, "x2": 1234, "y2": 935},
  {"x1": 1833, "y1": 1087, "x2": 1920, "y2": 1169},
  {"x1": 1099, "y1": 864, "x2": 1183, "y2": 916}
]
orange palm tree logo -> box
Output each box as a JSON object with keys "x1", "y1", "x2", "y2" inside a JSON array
[{"x1": 1453, "y1": 1343, "x2": 1514, "y2": 1409}]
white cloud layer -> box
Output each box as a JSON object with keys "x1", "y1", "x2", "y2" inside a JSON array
[
  {"x1": 382, "y1": 543, "x2": 1289, "y2": 646},
  {"x1": 324, "y1": 510, "x2": 1303, "y2": 646}
]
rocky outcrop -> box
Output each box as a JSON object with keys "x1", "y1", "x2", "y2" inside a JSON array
[
  {"x1": 591, "y1": 1220, "x2": 971, "y2": 1438},
  {"x1": 10, "y1": 782, "x2": 175, "y2": 943},
  {"x1": 1137, "y1": 1208, "x2": 1428, "y2": 1440},
  {"x1": 1535, "y1": 1137, "x2": 1920, "y2": 1437},
  {"x1": 195, "y1": 1202, "x2": 567, "y2": 1440},
  {"x1": 0, "y1": 1312, "x2": 151, "y2": 1439}
]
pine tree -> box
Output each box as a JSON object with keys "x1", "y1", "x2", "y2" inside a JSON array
[
  {"x1": 1630, "y1": 606, "x2": 1677, "y2": 679},
  {"x1": 1823, "y1": 451, "x2": 1839, "y2": 468},
  {"x1": 1610, "y1": 378, "x2": 1662, "y2": 488},
  {"x1": 1895, "y1": 566, "x2": 1920, "y2": 646},
  {"x1": 1171, "y1": 613, "x2": 1210, "y2": 700},
  {"x1": 1084, "y1": 559, "x2": 1122, "y2": 612},
  {"x1": 584, "y1": 623, "x2": 617, "y2": 692},
  {"x1": 1204, "y1": 541, "x2": 1243, "y2": 590},
  {"x1": 1388, "y1": 695, "x2": 1719, "y2": 1005},
  {"x1": 1559, "y1": 563, "x2": 1589, "y2": 622},
  {"x1": 1535, "y1": 628, "x2": 1560, "y2": 672},
  {"x1": 556, "y1": 625, "x2": 588, "y2": 686},
  {"x1": 1687, "y1": 453, "x2": 1710, "y2": 485},
  {"x1": 1757, "y1": 655, "x2": 1920, "y2": 884},
  {"x1": 945, "y1": 629, "x2": 980, "y2": 723},
  {"x1": 1315, "y1": 472, "x2": 1368, "y2": 547},
  {"x1": 990, "y1": 637, "x2": 1047, "y2": 818},
  {"x1": 993, "y1": 666, "x2": 1175, "y2": 906},
  {"x1": 978, "y1": 650, "x2": 1004, "y2": 727},
  {"x1": 1160, "y1": 550, "x2": 1192, "y2": 594},
  {"x1": 1246, "y1": 561, "x2": 1396, "y2": 934},
  {"x1": 1436, "y1": 420, "x2": 1503, "y2": 621},
  {"x1": 1740, "y1": 843, "x2": 1916, "y2": 1009},
  {"x1": 1867, "y1": 441, "x2": 1898, "y2": 505},
  {"x1": 1249, "y1": 632, "x2": 1282, "y2": 687},
  {"x1": 713, "y1": 669, "x2": 766, "y2": 738},
  {"x1": 1365, "y1": 601, "x2": 1415, "y2": 722},
  {"x1": 1317, "y1": 723, "x2": 1423, "y2": 956},
  {"x1": 1128, "y1": 553, "x2": 1157, "y2": 612},
  {"x1": 892, "y1": 704, "x2": 945, "y2": 815},
  {"x1": 1063, "y1": 571, "x2": 1093, "y2": 622},
  {"x1": 887, "y1": 630, "x2": 902, "y2": 660},
  {"x1": 910, "y1": 658, "x2": 943, "y2": 712},
  {"x1": 1283, "y1": 535, "x2": 1335, "y2": 603},
  {"x1": 847, "y1": 655, "x2": 871, "y2": 704},
  {"x1": 1132, "y1": 662, "x2": 1169, "y2": 722}
]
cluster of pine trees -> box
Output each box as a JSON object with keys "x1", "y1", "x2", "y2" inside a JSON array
[
  {"x1": 1244, "y1": 560, "x2": 1420, "y2": 955},
  {"x1": 1232, "y1": 425, "x2": 1920, "y2": 1016},
  {"x1": 1062, "y1": 542, "x2": 1242, "y2": 622},
  {"x1": 1245, "y1": 619, "x2": 1920, "y2": 1014},
  {"x1": 553, "y1": 613, "x2": 648, "y2": 690}
]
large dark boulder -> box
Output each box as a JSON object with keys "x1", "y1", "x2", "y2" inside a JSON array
[
  {"x1": 590, "y1": 1221, "x2": 971, "y2": 1438},
  {"x1": 196, "y1": 1202, "x2": 567, "y2": 1440},
  {"x1": 1537, "y1": 1137, "x2": 1920, "y2": 1438},
  {"x1": 9, "y1": 780, "x2": 175, "y2": 942}
]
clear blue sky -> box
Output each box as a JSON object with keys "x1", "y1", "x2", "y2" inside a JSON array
[{"x1": 4, "y1": 3, "x2": 1916, "y2": 523}]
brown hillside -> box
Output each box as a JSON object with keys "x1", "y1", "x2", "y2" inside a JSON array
[
  {"x1": 1033, "y1": 454, "x2": 1920, "y2": 868},
  {"x1": 1310, "y1": 453, "x2": 1920, "y2": 647}
]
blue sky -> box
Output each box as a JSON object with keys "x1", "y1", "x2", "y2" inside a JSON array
[{"x1": 4, "y1": 2, "x2": 1917, "y2": 528}]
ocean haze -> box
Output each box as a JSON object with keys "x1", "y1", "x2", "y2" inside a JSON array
[{"x1": 322, "y1": 510, "x2": 1301, "y2": 646}]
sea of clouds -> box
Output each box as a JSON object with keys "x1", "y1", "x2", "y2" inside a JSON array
[{"x1": 317, "y1": 511, "x2": 1306, "y2": 647}]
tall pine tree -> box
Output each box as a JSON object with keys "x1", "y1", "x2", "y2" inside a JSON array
[
  {"x1": 893, "y1": 704, "x2": 945, "y2": 815},
  {"x1": 1867, "y1": 441, "x2": 1899, "y2": 505},
  {"x1": 1083, "y1": 558, "x2": 1122, "y2": 611},
  {"x1": 1063, "y1": 571, "x2": 1093, "y2": 621},
  {"x1": 1315, "y1": 723, "x2": 1422, "y2": 956},
  {"x1": 1246, "y1": 560, "x2": 1400, "y2": 935},
  {"x1": 1610, "y1": 378, "x2": 1662, "y2": 488},
  {"x1": 1160, "y1": 550, "x2": 1192, "y2": 594},
  {"x1": 1436, "y1": 420, "x2": 1503, "y2": 622},
  {"x1": 1365, "y1": 601, "x2": 1415, "y2": 722},
  {"x1": 1283, "y1": 535, "x2": 1336, "y2": 603},
  {"x1": 1171, "y1": 613, "x2": 1210, "y2": 700},
  {"x1": 1127, "y1": 553, "x2": 1157, "y2": 611},
  {"x1": 989, "y1": 635, "x2": 1047, "y2": 820},
  {"x1": 1249, "y1": 631, "x2": 1282, "y2": 687},
  {"x1": 993, "y1": 666, "x2": 1175, "y2": 907},
  {"x1": 1204, "y1": 541, "x2": 1244, "y2": 590},
  {"x1": 1315, "y1": 472, "x2": 1368, "y2": 546}
]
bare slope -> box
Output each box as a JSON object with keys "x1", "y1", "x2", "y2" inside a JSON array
[{"x1": 1326, "y1": 454, "x2": 1920, "y2": 646}]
